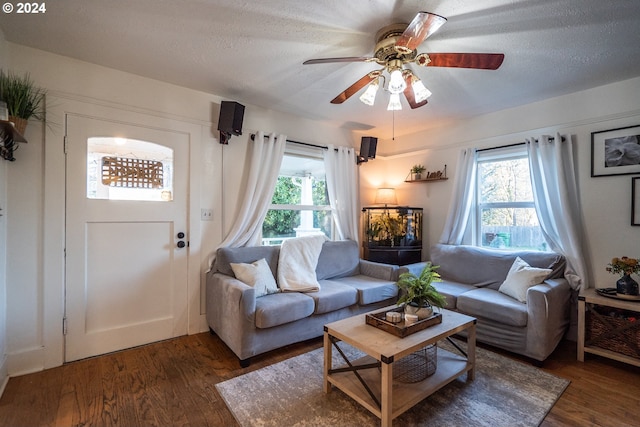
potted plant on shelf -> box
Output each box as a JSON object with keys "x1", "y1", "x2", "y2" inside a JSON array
[
  {"x1": 396, "y1": 262, "x2": 447, "y2": 319},
  {"x1": 411, "y1": 164, "x2": 426, "y2": 180},
  {"x1": 0, "y1": 70, "x2": 46, "y2": 134}
]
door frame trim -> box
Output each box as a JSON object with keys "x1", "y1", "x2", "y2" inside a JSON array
[{"x1": 43, "y1": 97, "x2": 206, "y2": 367}]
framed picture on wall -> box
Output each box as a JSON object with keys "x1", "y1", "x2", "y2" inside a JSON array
[
  {"x1": 633, "y1": 177, "x2": 640, "y2": 226},
  {"x1": 591, "y1": 125, "x2": 640, "y2": 177}
]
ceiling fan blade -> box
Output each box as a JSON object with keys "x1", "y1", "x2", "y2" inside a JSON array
[
  {"x1": 403, "y1": 75, "x2": 428, "y2": 109},
  {"x1": 303, "y1": 56, "x2": 375, "y2": 65},
  {"x1": 330, "y1": 72, "x2": 380, "y2": 104},
  {"x1": 395, "y1": 12, "x2": 447, "y2": 53},
  {"x1": 426, "y1": 53, "x2": 505, "y2": 70}
]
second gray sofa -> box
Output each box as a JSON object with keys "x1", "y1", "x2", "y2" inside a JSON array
[{"x1": 402, "y1": 243, "x2": 572, "y2": 362}]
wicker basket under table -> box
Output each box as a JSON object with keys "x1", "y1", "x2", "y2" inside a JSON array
[
  {"x1": 585, "y1": 305, "x2": 640, "y2": 360},
  {"x1": 393, "y1": 343, "x2": 437, "y2": 383}
]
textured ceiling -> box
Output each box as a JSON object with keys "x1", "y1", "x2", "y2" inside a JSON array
[{"x1": 1, "y1": 0, "x2": 640, "y2": 139}]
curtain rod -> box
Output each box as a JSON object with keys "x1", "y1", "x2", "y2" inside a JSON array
[
  {"x1": 477, "y1": 136, "x2": 565, "y2": 153},
  {"x1": 250, "y1": 133, "x2": 328, "y2": 151}
]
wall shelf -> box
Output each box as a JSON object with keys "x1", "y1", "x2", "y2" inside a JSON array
[
  {"x1": 0, "y1": 120, "x2": 28, "y2": 161},
  {"x1": 405, "y1": 164, "x2": 447, "y2": 183},
  {"x1": 405, "y1": 177, "x2": 449, "y2": 183}
]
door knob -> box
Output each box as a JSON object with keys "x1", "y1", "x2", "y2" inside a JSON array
[{"x1": 177, "y1": 241, "x2": 186, "y2": 248}]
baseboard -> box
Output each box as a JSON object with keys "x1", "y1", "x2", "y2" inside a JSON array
[
  {"x1": 0, "y1": 353, "x2": 8, "y2": 399},
  {"x1": 6, "y1": 346, "x2": 44, "y2": 377}
]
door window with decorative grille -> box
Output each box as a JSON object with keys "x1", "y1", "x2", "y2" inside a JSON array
[{"x1": 87, "y1": 137, "x2": 174, "y2": 201}]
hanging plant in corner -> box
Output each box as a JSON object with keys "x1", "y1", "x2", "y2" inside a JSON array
[
  {"x1": 0, "y1": 70, "x2": 46, "y2": 134},
  {"x1": 396, "y1": 262, "x2": 447, "y2": 319}
]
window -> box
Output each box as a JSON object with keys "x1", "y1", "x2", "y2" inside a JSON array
[
  {"x1": 262, "y1": 144, "x2": 333, "y2": 245},
  {"x1": 87, "y1": 137, "x2": 174, "y2": 201},
  {"x1": 475, "y1": 145, "x2": 548, "y2": 251}
]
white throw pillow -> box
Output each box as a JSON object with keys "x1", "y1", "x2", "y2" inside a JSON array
[
  {"x1": 230, "y1": 258, "x2": 279, "y2": 298},
  {"x1": 498, "y1": 257, "x2": 552, "y2": 303}
]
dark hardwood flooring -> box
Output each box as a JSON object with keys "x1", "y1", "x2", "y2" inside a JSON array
[{"x1": 0, "y1": 332, "x2": 639, "y2": 426}]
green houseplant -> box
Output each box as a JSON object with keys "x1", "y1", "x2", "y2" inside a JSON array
[
  {"x1": 0, "y1": 70, "x2": 46, "y2": 134},
  {"x1": 411, "y1": 164, "x2": 426, "y2": 180},
  {"x1": 367, "y1": 212, "x2": 403, "y2": 246},
  {"x1": 396, "y1": 262, "x2": 447, "y2": 319}
]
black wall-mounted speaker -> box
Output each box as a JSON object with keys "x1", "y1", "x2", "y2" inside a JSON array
[
  {"x1": 218, "y1": 101, "x2": 245, "y2": 144},
  {"x1": 360, "y1": 136, "x2": 378, "y2": 160}
]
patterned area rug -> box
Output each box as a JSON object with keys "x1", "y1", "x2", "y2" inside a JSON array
[{"x1": 216, "y1": 340, "x2": 569, "y2": 427}]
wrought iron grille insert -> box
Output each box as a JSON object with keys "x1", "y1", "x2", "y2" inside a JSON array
[{"x1": 101, "y1": 156, "x2": 164, "y2": 188}]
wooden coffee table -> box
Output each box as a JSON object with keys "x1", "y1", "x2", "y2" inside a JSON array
[{"x1": 323, "y1": 307, "x2": 476, "y2": 427}]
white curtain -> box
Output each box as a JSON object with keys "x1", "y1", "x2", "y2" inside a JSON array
[
  {"x1": 218, "y1": 132, "x2": 287, "y2": 248},
  {"x1": 527, "y1": 133, "x2": 589, "y2": 290},
  {"x1": 324, "y1": 144, "x2": 359, "y2": 241},
  {"x1": 439, "y1": 148, "x2": 477, "y2": 244}
]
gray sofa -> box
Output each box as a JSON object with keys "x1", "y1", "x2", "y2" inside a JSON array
[
  {"x1": 402, "y1": 243, "x2": 571, "y2": 362},
  {"x1": 206, "y1": 239, "x2": 399, "y2": 366}
]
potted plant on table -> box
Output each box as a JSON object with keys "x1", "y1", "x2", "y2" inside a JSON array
[
  {"x1": 411, "y1": 164, "x2": 426, "y2": 180},
  {"x1": 396, "y1": 262, "x2": 447, "y2": 319},
  {"x1": 0, "y1": 70, "x2": 46, "y2": 134},
  {"x1": 606, "y1": 256, "x2": 640, "y2": 296}
]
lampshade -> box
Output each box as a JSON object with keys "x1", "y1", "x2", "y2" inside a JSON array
[
  {"x1": 412, "y1": 78, "x2": 432, "y2": 103},
  {"x1": 375, "y1": 188, "x2": 397, "y2": 206},
  {"x1": 358, "y1": 69, "x2": 430, "y2": 111},
  {"x1": 387, "y1": 93, "x2": 402, "y2": 111},
  {"x1": 359, "y1": 78, "x2": 379, "y2": 106},
  {"x1": 388, "y1": 69, "x2": 407, "y2": 94}
]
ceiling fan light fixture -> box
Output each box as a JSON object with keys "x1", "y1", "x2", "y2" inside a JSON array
[
  {"x1": 359, "y1": 78, "x2": 379, "y2": 106},
  {"x1": 387, "y1": 93, "x2": 402, "y2": 111},
  {"x1": 412, "y1": 78, "x2": 432, "y2": 103},
  {"x1": 387, "y1": 68, "x2": 407, "y2": 94}
]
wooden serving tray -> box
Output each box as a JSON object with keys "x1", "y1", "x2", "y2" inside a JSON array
[
  {"x1": 366, "y1": 307, "x2": 443, "y2": 338},
  {"x1": 596, "y1": 288, "x2": 640, "y2": 301}
]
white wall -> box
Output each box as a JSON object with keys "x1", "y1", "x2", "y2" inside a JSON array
[
  {"x1": 5, "y1": 39, "x2": 639, "y2": 378},
  {"x1": 0, "y1": 26, "x2": 9, "y2": 395},
  {"x1": 359, "y1": 76, "x2": 640, "y2": 290},
  {"x1": 4, "y1": 43, "x2": 354, "y2": 376}
]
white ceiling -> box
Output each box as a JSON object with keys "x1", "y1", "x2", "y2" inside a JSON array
[{"x1": 1, "y1": 0, "x2": 640, "y2": 139}]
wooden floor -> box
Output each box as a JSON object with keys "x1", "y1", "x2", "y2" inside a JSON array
[{"x1": 1, "y1": 332, "x2": 639, "y2": 427}]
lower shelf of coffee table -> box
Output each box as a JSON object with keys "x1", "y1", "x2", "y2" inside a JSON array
[{"x1": 326, "y1": 347, "x2": 471, "y2": 419}]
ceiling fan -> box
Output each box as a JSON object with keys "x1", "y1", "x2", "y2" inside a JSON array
[{"x1": 303, "y1": 12, "x2": 504, "y2": 110}]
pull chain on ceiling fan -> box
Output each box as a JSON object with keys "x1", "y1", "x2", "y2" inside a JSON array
[{"x1": 303, "y1": 11, "x2": 505, "y2": 111}]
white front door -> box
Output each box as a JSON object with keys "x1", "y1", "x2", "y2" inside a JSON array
[{"x1": 65, "y1": 114, "x2": 189, "y2": 362}]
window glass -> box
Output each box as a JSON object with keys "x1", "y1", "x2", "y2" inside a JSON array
[
  {"x1": 262, "y1": 144, "x2": 332, "y2": 245},
  {"x1": 476, "y1": 147, "x2": 548, "y2": 251},
  {"x1": 479, "y1": 157, "x2": 533, "y2": 203},
  {"x1": 87, "y1": 137, "x2": 174, "y2": 201}
]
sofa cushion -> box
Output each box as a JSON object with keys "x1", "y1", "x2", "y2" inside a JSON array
[
  {"x1": 433, "y1": 280, "x2": 477, "y2": 309},
  {"x1": 330, "y1": 275, "x2": 398, "y2": 305},
  {"x1": 215, "y1": 246, "x2": 280, "y2": 278},
  {"x1": 311, "y1": 281, "x2": 358, "y2": 314},
  {"x1": 457, "y1": 288, "x2": 528, "y2": 327},
  {"x1": 430, "y1": 244, "x2": 564, "y2": 290},
  {"x1": 498, "y1": 257, "x2": 552, "y2": 303},
  {"x1": 230, "y1": 258, "x2": 279, "y2": 297},
  {"x1": 254, "y1": 292, "x2": 315, "y2": 329},
  {"x1": 316, "y1": 240, "x2": 360, "y2": 280}
]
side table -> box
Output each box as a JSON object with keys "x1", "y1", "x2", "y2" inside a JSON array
[{"x1": 578, "y1": 288, "x2": 640, "y2": 367}]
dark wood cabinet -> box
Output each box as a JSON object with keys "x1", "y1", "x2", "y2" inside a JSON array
[{"x1": 363, "y1": 247, "x2": 422, "y2": 265}]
